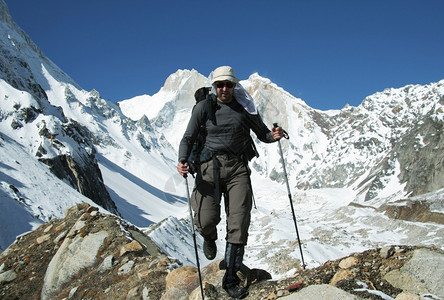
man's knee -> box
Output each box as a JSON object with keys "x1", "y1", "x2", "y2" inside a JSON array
[{"x1": 196, "y1": 213, "x2": 220, "y2": 240}]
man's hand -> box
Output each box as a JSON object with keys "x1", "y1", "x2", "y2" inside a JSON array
[
  {"x1": 271, "y1": 126, "x2": 284, "y2": 141},
  {"x1": 177, "y1": 161, "x2": 189, "y2": 176}
]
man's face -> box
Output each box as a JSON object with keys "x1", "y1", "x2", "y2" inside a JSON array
[{"x1": 214, "y1": 80, "x2": 236, "y2": 103}]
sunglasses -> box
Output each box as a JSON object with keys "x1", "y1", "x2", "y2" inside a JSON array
[{"x1": 215, "y1": 82, "x2": 235, "y2": 89}]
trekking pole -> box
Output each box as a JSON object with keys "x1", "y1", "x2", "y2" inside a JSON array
[
  {"x1": 273, "y1": 123, "x2": 306, "y2": 269},
  {"x1": 183, "y1": 171, "x2": 205, "y2": 299}
]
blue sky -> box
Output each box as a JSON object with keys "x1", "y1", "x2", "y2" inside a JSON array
[{"x1": 6, "y1": 0, "x2": 444, "y2": 110}]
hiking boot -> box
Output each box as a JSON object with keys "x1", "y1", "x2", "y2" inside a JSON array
[
  {"x1": 222, "y1": 243, "x2": 249, "y2": 298},
  {"x1": 203, "y1": 239, "x2": 217, "y2": 260},
  {"x1": 224, "y1": 285, "x2": 249, "y2": 299}
]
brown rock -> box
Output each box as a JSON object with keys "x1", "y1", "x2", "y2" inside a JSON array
[
  {"x1": 267, "y1": 291, "x2": 277, "y2": 299},
  {"x1": 55, "y1": 223, "x2": 66, "y2": 232},
  {"x1": 137, "y1": 269, "x2": 150, "y2": 280},
  {"x1": 286, "y1": 281, "x2": 303, "y2": 292},
  {"x1": 36, "y1": 234, "x2": 51, "y2": 244},
  {"x1": 161, "y1": 266, "x2": 199, "y2": 299},
  {"x1": 43, "y1": 224, "x2": 53, "y2": 233},
  {"x1": 330, "y1": 269, "x2": 353, "y2": 285},
  {"x1": 120, "y1": 240, "x2": 144, "y2": 257},
  {"x1": 86, "y1": 206, "x2": 99, "y2": 213},
  {"x1": 126, "y1": 286, "x2": 139, "y2": 299},
  {"x1": 339, "y1": 256, "x2": 359, "y2": 269},
  {"x1": 157, "y1": 260, "x2": 168, "y2": 267}
]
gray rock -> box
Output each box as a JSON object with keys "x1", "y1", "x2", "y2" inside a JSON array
[
  {"x1": 281, "y1": 284, "x2": 364, "y2": 299},
  {"x1": 384, "y1": 248, "x2": 444, "y2": 298},
  {"x1": 118, "y1": 260, "x2": 135, "y2": 275},
  {"x1": 142, "y1": 287, "x2": 149, "y2": 300},
  {"x1": 0, "y1": 269, "x2": 18, "y2": 284},
  {"x1": 54, "y1": 230, "x2": 68, "y2": 244},
  {"x1": 380, "y1": 246, "x2": 395, "y2": 259},
  {"x1": 41, "y1": 230, "x2": 108, "y2": 300},
  {"x1": 99, "y1": 255, "x2": 114, "y2": 272},
  {"x1": 68, "y1": 286, "x2": 78, "y2": 298}
]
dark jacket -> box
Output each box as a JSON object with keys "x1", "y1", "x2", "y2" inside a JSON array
[{"x1": 178, "y1": 98, "x2": 274, "y2": 163}]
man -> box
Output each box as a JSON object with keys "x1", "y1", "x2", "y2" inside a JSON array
[{"x1": 177, "y1": 66, "x2": 283, "y2": 298}]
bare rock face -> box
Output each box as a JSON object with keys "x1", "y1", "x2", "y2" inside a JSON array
[
  {"x1": 395, "y1": 115, "x2": 444, "y2": 197},
  {"x1": 379, "y1": 188, "x2": 444, "y2": 225},
  {"x1": 382, "y1": 198, "x2": 444, "y2": 225},
  {"x1": 40, "y1": 206, "x2": 109, "y2": 300},
  {"x1": 39, "y1": 151, "x2": 119, "y2": 215}
]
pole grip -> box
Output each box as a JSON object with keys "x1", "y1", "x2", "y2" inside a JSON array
[
  {"x1": 273, "y1": 122, "x2": 289, "y2": 139},
  {"x1": 180, "y1": 160, "x2": 188, "y2": 178}
]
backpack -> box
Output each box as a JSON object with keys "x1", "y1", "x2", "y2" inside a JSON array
[
  {"x1": 187, "y1": 87, "x2": 259, "y2": 175},
  {"x1": 187, "y1": 87, "x2": 215, "y2": 175}
]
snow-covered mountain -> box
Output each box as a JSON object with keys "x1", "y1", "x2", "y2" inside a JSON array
[
  {"x1": 1, "y1": 0, "x2": 444, "y2": 279},
  {"x1": 120, "y1": 69, "x2": 444, "y2": 206},
  {"x1": 0, "y1": 0, "x2": 185, "y2": 251}
]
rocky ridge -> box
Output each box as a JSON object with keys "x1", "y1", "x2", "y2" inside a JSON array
[
  {"x1": 0, "y1": 203, "x2": 171, "y2": 300},
  {"x1": 1, "y1": 203, "x2": 443, "y2": 300}
]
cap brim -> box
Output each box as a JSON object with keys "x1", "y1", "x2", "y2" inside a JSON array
[{"x1": 211, "y1": 75, "x2": 239, "y2": 84}]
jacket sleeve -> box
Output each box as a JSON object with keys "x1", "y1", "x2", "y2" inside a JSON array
[
  {"x1": 247, "y1": 113, "x2": 275, "y2": 143},
  {"x1": 178, "y1": 101, "x2": 205, "y2": 162}
]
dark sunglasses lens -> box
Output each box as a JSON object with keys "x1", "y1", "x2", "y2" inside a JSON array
[{"x1": 216, "y1": 82, "x2": 234, "y2": 88}]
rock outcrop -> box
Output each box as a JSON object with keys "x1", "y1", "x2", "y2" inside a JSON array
[
  {"x1": 0, "y1": 203, "x2": 170, "y2": 300},
  {"x1": 379, "y1": 188, "x2": 444, "y2": 225},
  {"x1": 1, "y1": 203, "x2": 443, "y2": 300}
]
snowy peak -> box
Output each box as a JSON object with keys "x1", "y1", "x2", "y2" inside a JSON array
[
  {"x1": 358, "y1": 80, "x2": 444, "y2": 128},
  {"x1": 0, "y1": 3, "x2": 76, "y2": 95},
  {"x1": 118, "y1": 69, "x2": 208, "y2": 148},
  {"x1": 1, "y1": 1, "x2": 184, "y2": 251},
  {"x1": 242, "y1": 72, "x2": 312, "y2": 130},
  {"x1": 300, "y1": 79, "x2": 444, "y2": 205},
  {"x1": 162, "y1": 69, "x2": 208, "y2": 96},
  {"x1": 120, "y1": 68, "x2": 444, "y2": 205},
  {"x1": 118, "y1": 69, "x2": 207, "y2": 121}
]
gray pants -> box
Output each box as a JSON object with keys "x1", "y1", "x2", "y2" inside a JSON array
[{"x1": 191, "y1": 154, "x2": 252, "y2": 245}]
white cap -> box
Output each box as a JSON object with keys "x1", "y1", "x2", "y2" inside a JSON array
[{"x1": 211, "y1": 66, "x2": 239, "y2": 84}]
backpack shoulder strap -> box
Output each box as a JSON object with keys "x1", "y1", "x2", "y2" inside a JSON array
[
  {"x1": 237, "y1": 104, "x2": 260, "y2": 160},
  {"x1": 202, "y1": 94, "x2": 218, "y2": 126}
]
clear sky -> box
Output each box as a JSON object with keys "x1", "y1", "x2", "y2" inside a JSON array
[{"x1": 5, "y1": 0, "x2": 444, "y2": 110}]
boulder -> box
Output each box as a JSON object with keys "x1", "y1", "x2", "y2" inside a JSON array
[
  {"x1": 281, "y1": 284, "x2": 364, "y2": 299},
  {"x1": 161, "y1": 266, "x2": 199, "y2": 300},
  {"x1": 384, "y1": 248, "x2": 444, "y2": 298},
  {"x1": 41, "y1": 230, "x2": 108, "y2": 300}
]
